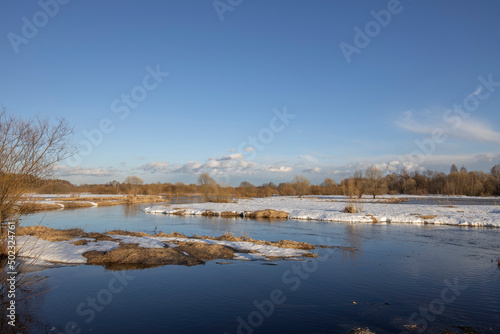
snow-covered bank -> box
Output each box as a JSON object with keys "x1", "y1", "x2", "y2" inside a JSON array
[
  {"x1": 144, "y1": 196, "x2": 500, "y2": 228},
  {"x1": 17, "y1": 234, "x2": 312, "y2": 265}
]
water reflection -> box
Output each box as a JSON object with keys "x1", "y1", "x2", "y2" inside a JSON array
[
  {"x1": 1, "y1": 259, "x2": 52, "y2": 333},
  {"x1": 344, "y1": 224, "x2": 363, "y2": 260}
]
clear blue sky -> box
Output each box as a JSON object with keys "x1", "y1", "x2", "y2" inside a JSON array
[{"x1": 2, "y1": 0, "x2": 500, "y2": 185}]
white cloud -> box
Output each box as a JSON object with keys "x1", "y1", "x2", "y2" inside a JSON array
[
  {"x1": 244, "y1": 146, "x2": 255, "y2": 152},
  {"x1": 216, "y1": 153, "x2": 244, "y2": 161},
  {"x1": 261, "y1": 165, "x2": 293, "y2": 173},
  {"x1": 134, "y1": 161, "x2": 170, "y2": 173},
  {"x1": 395, "y1": 110, "x2": 500, "y2": 145},
  {"x1": 54, "y1": 165, "x2": 119, "y2": 177},
  {"x1": 302, "y1": 167, "x2": 321, "y2": 174},
  {"x1": 171, "y1": 161, "x2": 203, "y2": 174}
]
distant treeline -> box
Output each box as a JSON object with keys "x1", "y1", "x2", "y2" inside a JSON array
[{"x1": 34, "y1": 164, "x2": 500, "y2": 198}]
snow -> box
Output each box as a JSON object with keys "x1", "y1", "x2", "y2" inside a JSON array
[
  {"x1": 17, "y1": 234, "x2": 311, "y2": 265},
  {"x1": 144, "y1": 195, "x2": 500, "y2": 228},
  {"x1": 17, "y1": 236, "x2": 118, "y2": 264}
]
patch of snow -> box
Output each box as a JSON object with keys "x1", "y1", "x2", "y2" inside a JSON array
[
  {"x1": 17, "y1": 233, "x2": 313, "y2": 265},
  {"x1": 17, "y1": 236, "x2": 118, "y2": 264},
  {"x1": 144, "y1": 196, "x2": 500, "y2": 228}
]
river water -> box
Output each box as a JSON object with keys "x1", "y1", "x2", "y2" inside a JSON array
[{"x1": 17, "y1": 203, "x2": 500, "y2": 334}]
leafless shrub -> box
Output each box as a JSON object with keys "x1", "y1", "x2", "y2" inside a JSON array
[{"x1": 342, "y1": 178, "x2": 363, "y2": 213}]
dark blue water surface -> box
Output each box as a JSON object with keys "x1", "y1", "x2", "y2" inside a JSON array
[{"x1": 18, "y1": 203, "x2": 500, "y2": 334}]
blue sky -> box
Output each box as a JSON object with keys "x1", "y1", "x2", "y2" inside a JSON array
[{"x1": 2, "y1": 0, "x2": 500, "y2": 185}]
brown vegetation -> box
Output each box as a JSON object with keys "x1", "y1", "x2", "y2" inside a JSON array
[
  {"x1": 18, "y1": 228, "x2": 319, "y2": 269},
  {"x1": 342, "y1": 178, "x2": 363, "y2": 213},
  {"x1": 18, "y1": 226, "x2": 87, "y2": 242},
  {"x1": 247, "y1": 209, "x2": 289, "y2": 219},
  {"x1": 83, "y1": 243, "x2": 204, "y2": 269},
  {"x1": 419, "y1": 215, "x2": 438, "y2": 220},
  {"x1": 24, "y1": 162, "x2": 500, "y2": 204},
  {"x1": 1, "y1": 109, "x2": 74, "y2": 303}
]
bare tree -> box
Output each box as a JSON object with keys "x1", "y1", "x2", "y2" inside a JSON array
[
  {"x1": 0, "y1": 109, "x2": 74, "y2": 223},
  {"x1": 124, "y1": 175, "x2": 144, "y2": 186},
  {"x1": 123, "y1": 175, "x2": 144, "y2": 201},
  {"x1": 1, "y1": 109, "x2": 74, "y2": 300},
  {"x1": 197, "y1": 172, "x2": 230, "y2": 203},
  {"x1": 291, "y1": 175, "x2": 311, "y2": 196},
  {"x1": 363, "y1": 167, "x2": 388, "y2": 199}
]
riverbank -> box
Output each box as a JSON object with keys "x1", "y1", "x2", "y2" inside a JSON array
[
  {"x1": 145, "y1": 195, "x2": 500, "y2": 227},
  {"x1": 18, "y1": 194, "x2": 166, "y2": 213}
]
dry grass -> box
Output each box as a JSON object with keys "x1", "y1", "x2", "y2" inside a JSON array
[
  {"x1": 102, "y1": 229, "x2": 316, "y2": 251},
  {"x1": 172, "y1": 210, "x2": 187, "y2": 216},
  {"x1": 366, "y1": 214, "x2": 378, "y2": 223},
  {"x1": 18, "y1": 228, "x2": 321, "y2": 269},
  {"x1": 18, "y1": 195, "x2": 165, "y2": 213},
  {"x1": 55, "y1": 201, "x2": 95, "y2": 209},
  {"x1": 83, "y1": 243, "x2": 204, "y2": 269},
  {"x1": 173, "y1": 242, "x2": 238, "y2": 260},
  {"x1": 418, "y1": 214, "x2": 438, "y2": 220},
  {"x1": 247, "y1": 209, "x2": 289, "y2": 219},
  {"x1": 342, "y1": 178, "x2": 363, "y2": 213},
  {"x1": 220, "y1": 211, "x2": 242, "y2": 217},
  {"x1": 17, "y1": 202, "x2": 63, "y2": 213},
  {"x1": 376, "y1": 197, "x2": 409, "y2": 204},
  {"x1": 201, "y1": 210, "x2": 219, "y2": 216},
  {"x1": 106, "y1": 230, "x2": 150, "y2": 237},
  {"x1": 70, "y1": 239, "x2": 89, "y2": 246},
  {"x1": 17, "y1": 226, "x2": 85, "y2": 241},
  {"x1": 202, "y1": 231, "x2": 315, "y2": 250},
  {"x1": 343, "y1": 205, "x2": 356, "y2": 213}
]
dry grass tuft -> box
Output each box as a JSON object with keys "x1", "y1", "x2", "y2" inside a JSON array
[
  {"x1": 55, "y1": 201, "x2": 95, "y2": 209},
  {"x1": 366, "y1": 214, "x2": 378, "y2": 223},
  {"x1": 18, "y1": 202, "x2": 63, "y2": 213},
  {"x1": 106, "y1": 230, "x2": 150, "y2": 237},
  {"x1": 220, "y1": 211, "x2": 242, "y2": 217},
  {"x1": 419, "y1": 215, "x2": 438, "y2": 220},
  {"x1": 343, "y1": 205, "x2": 356, "y2": 213},
  {"x1": 201, "y1": 210, "x2": 219, "y2": 216},
  {"x1": 70, "y1": 239, "x2": 89, "y2": 246},
  {"x1": 83, "y1": 243, "x2": 203, "y2": 269},
  {"x1": 376, "y1": 197, "x2": 409, "y2": 204},
  {"x1": 155, "y1": 231, "x2": 187, "y2": 238},
  {"x1": 173, "y1": 242, "x2": 238, "y2": 261},
  {"x1": 17, "y1": 226, "x2": 85, "y2": 241},
  {"x1": 247, "y1": 209, "x2": 289, "y2": 219}
]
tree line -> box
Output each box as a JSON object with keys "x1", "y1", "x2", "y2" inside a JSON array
[{"x1": 33, "y1": 164, "x2": 500, "y2": 199}]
